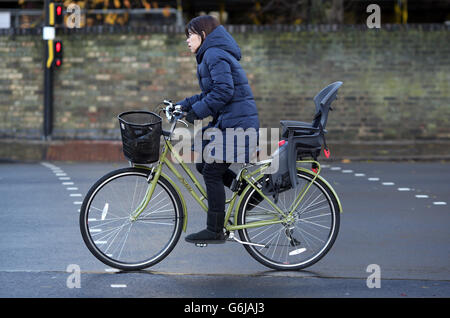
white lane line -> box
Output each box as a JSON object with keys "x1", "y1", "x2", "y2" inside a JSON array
[
  {"x1": 433, "y1": 202, "x2": 447, "y2": 205},
  {"x1": 368, "y1": 178, "x2": 380, "y2": 181},
  {"x1": 62, "y1": 182, "x2": 74, "y2": 185},
  {"x1": 110, "y1": 284, "x2": 127, "y2": 288},
  {"x1": 59, "y1": 177, "x2": 71, "y2": 180},
  {"x1": 397, "y1": 188, "x2": 411, "y2": 191},
  {"x1": 342, "y1": 170, "x2": 353, "y2": 173},
  {"x1": 330, "y1": 167, "x2": 341, "y2": 171},
  {"x1": 55, "y1": 173, "x2": 67, "y2": 176},
  {"x1": 382, "y1": 182, "x2": 395, "y2": 186},
  {"x1": 73, "y1": 201, "x2": 82, "y2": 205},
  {"x1": 105, "y1": 268, "x2": 120, "y2": 273},
  {"x1": 70, "y1": 193, "x2": 82, "y2": 197},
  {"x1": 415, "y1": 195, "x2": 429, "y2": 198},
  {"x1": 66, "y1": 187, "x2": 79, "y2": 191},
  {"x1": 354, "y1": 173, "x2": 365, "y2": 177}
]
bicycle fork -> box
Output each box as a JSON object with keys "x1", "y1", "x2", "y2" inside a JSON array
[{"x1": 129, "y1": 166, "x2": 158, "y2": 221}]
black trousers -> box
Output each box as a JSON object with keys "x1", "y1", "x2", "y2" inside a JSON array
[{"x1": 196, "y1": 161, "x2": 236, "y2": 232}]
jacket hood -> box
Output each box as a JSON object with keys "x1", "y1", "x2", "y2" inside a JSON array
[{"x1": 196, "y1": 25, "x2": 241, "y2": 63}]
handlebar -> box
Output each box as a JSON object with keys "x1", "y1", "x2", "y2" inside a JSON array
[{"x1": 161, "y1": 100, "x2": 187, "y2": 123}]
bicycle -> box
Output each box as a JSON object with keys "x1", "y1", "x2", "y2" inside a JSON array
[{"x1": 80, "y1": 82, "x2": 343, "y2": 271}]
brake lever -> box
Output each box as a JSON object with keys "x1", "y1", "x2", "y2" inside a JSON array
[{"x1": 177, "y1": 119, "x2": 188, "y2": 127}]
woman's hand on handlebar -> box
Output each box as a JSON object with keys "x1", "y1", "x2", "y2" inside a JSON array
[{"x1": 162, "y1": 100, "x2": 193, "y2": 127}]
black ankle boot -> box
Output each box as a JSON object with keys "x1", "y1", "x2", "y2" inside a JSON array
[
  {"x1": 185, "y1": 211, "x2": 226, "y2": 244},
  {"x1": 185, "y1": 229, "x2": 226, "y2": 244}
]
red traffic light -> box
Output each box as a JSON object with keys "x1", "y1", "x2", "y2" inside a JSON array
[
  {"x1": 54, "y1": 4, "x2": 64, "y2": 25},
  {"x1": 54, "y1": 41, "x2": 63, "y2": 67}
]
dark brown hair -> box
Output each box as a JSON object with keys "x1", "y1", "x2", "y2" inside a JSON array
[{"x1": 185, "y1": 15, "x2": 220, "y2": 42}]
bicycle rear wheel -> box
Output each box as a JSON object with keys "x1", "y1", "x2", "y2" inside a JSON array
[
  {"x1": 237, "y1": 169, "x2": 340, "y2": 270},
  {"x1": 80, "y1": 167, "x2": 183, "y2": 271}
]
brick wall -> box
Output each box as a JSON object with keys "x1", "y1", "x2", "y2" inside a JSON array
[{"x1": 0, "y1": 24, "x2": 449, "y2": 144}]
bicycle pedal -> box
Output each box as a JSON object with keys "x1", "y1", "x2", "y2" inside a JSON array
[{"x1": 195, "y1": 243, "x2": 208, "y2": 247}]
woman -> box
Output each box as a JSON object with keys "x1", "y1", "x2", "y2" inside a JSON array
[{"x1": 177, "y1": 15, "x2": 260, "y2": 244}]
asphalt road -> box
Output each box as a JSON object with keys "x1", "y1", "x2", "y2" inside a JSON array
[{"x1": 0, "y1": 161, "x2": 449, "y2": 299}]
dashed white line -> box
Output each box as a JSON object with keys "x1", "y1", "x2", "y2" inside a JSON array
[
  {"x1": 70, "y1": 193, "x2": 82, "y2": 197},
  {"x1": 321, "y1": 163, "x2": 446, "y2": 209},
  {"x1": 110, "y1": 284, "x2": 127, "y2": 288},
  {"x1": 66, "y1": 187, "x2": 79, "y2": 191},
  {"x1": 105, "y1": 268, "x2": 120, "y2": 273}
]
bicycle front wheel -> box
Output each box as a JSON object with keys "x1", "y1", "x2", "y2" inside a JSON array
[
  {"x1": 80, "y1": 167, "x2": 183, "y2": 271},
  {"x1": 237, "y1": 169, "x2": 340, "y2": 270}
]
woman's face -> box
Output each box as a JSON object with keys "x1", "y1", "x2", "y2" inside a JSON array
[{"x1": 186, "y1": 31, "x2": 203, "y2": 53}]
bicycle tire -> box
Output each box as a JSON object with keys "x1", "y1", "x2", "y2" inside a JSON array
[
  {"x1": 237, "y1": 169, "x2": 340, "y2": 270},
  {"x1": 80, "y1": 167, "x2": 183, "y2": 271}
]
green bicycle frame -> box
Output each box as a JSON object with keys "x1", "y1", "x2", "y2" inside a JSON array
[{"x1": 129, "y1": 136, "x2": 342, "y2": 233}]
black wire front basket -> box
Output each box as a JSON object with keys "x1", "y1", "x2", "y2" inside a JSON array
[{"x1": 118, "y1": 111, "x2": 162, "y2": 164}]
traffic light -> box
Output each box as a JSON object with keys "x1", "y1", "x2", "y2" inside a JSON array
[
  {"x1": 47, "y1": 1, "x2": 64, "y2": 26},
  {"x1": 54, "y1": 3, "x2": 64, "y2": 25},
  {"x1": 54, "y1": 40, "x2": 63, "y2": 67}
]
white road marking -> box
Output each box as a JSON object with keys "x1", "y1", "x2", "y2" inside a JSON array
[
  {"x1": 415, "y1": 195, "x2": 429, "y2": 198},
  {"x1": 330, "y1": 167, "x2": 341, "y2": 171},
  {"x1": 397, "y1": 188, "x2": 411, "y2": 191},
  {"x1": 368, "y1": 178, "x2": 380, "y2": 181},
  {"x1": 66, "y1": 187, "x2": 78, "y2": 190},
  {"x1": 342, "y1": 170, "x2": 353, "y2": 173},
  {"x1": 354, "y1": 173, "x2": 365, "y2": 177},
  {"x1": 433, "y1": 202, "x2": 447, "y2": 205},
  {"x1": 105, "y1": 268, "x2": 120, "y2": 273},
  {"x1": 110, "y1": 284, "x2": 127, "y2": 288},
  {"x1": 382, "y1": 182, "x2": 395, "y2": 186},
  {"x1": 70, "y1": 193, "x2": 82, "y2": 197}
]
